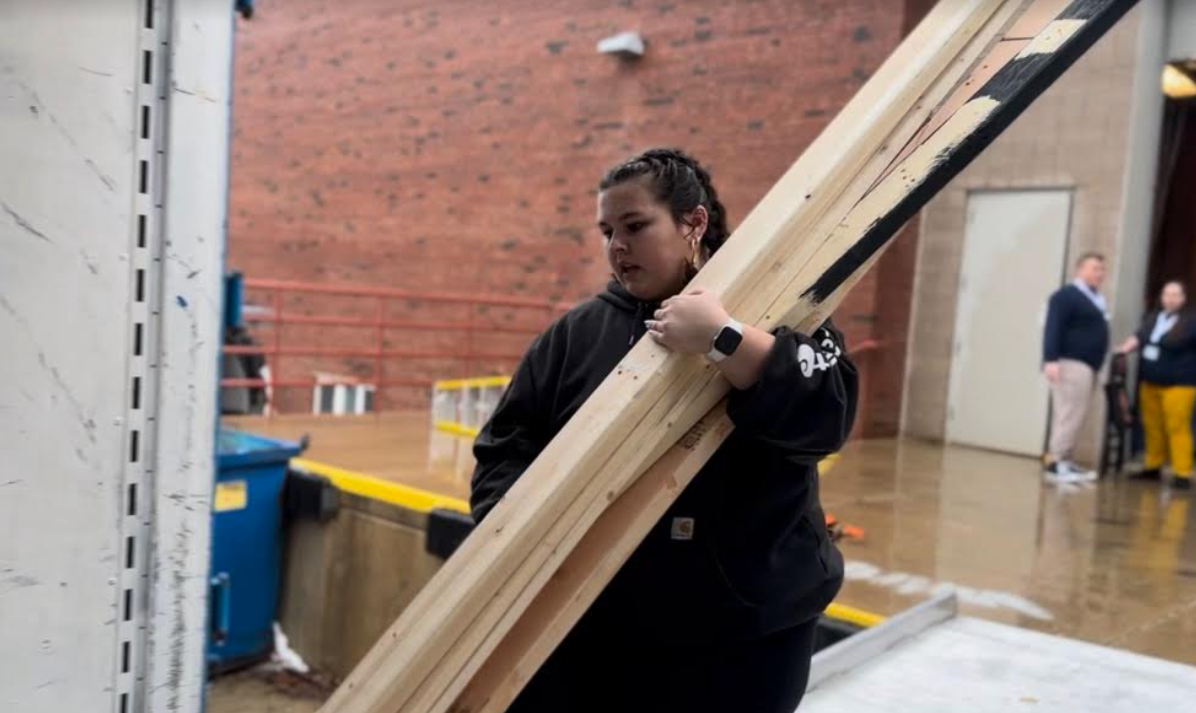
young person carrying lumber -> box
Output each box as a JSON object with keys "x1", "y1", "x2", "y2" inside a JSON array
[{"x1": 470, "y1": 148, "x2": 857, "y2": 713}]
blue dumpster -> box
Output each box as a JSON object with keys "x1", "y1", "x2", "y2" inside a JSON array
[{"x1": 209, "y1": 429, "x2": 302, "y2": 671}]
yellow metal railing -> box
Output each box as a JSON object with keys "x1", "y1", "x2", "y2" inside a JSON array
[
  {"x1": 432, "y1": 375, "x2": 511, "y2": 438},
  {"x1": 433, "y1": 376, "x2": 512, "y2": 391}
]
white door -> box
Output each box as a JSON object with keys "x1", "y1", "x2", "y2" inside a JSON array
[{"x1": 946, "y1": 190, "x2": 1072, "y2": 455}]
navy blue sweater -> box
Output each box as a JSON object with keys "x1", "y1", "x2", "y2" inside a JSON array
[
  {"x1": 1136, "y1": 311, "x2": 1196, "y2": 387},
  {"x1": 1043, "y1": 284, "x2": 1109, "y2": 371}
]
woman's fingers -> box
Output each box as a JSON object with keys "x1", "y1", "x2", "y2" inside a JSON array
[{"x1": 646, "y1": 321, "x2": 673, "y2": 349}]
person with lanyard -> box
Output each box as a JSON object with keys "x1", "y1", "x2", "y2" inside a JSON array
[
  {"x1": 1116, "y1": 281, "x2": 1196, "y2": 490},
  {"x1": 1042, "y1": 253, "x2": 1110, "y2": 484}
]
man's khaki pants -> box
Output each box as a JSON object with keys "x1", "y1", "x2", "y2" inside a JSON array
[{"x1": 1048, "y1": 359, "x2": 1095, "y2": 463}]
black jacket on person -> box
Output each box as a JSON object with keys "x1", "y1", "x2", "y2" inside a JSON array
[
  {"x1": 1136, "y1": 310, "x2": 1196, "y2": 387},
  {"x1": 1043, "y1": 284, "x2": 1110, "y2": 371},
  {"x1": 470, "y1": 280, "x2": 857, "y2": 644}
]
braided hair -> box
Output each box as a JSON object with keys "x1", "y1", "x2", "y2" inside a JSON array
[{"x1": 598, "y1": 148, "x2": 731, "y2": 256}]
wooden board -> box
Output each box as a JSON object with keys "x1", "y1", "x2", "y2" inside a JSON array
[
  {"x1": 452, "y1": 404, "x2": 736, "y2": 712},
  {"x1": 319, "y1": 2, "x2": 1137, "y2": 712}
]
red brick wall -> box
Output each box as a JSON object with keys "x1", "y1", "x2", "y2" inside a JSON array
[
  {"x1": 229, "y1": 0, "x2": 920, "y2": 430},
  {"x1": 849, "y1": 0, "x2": 940, "y2": 436}
]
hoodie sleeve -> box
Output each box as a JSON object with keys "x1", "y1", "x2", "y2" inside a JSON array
[
  {"x1": 725, "y1": 320, "x2": 858, "y2": 463},
  {"x1": 469, "y1": 330, "x2": 556, "y2": 525}
]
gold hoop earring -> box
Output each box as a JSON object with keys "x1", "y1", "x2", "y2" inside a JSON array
[{"x1": 684, "y1": 244, "x2": 703, "y2": 282}]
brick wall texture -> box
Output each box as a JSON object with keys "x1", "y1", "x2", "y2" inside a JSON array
[{"x1": 228, "y1": 0, "x2": 926, "y2": 430}]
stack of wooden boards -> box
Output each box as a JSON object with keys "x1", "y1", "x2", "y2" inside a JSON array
[{"x1": 318, "y1": 1, "x2": 1137, "y2": 711}]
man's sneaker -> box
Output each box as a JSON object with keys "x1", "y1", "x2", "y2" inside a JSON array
[
  {"x1": 1129, "y1": 467, "x2": 1162, "y2": 482},
  {"x1": 1062, "y1": 461, "x2": 1098, "y2": 482},
  {"x1": 1044, "y1": 461, "x2": 1078, "y2": 484},
  {"x1": 1045, "y1": 461, "x2": 1096, "y2": 484},
  {"x1": 1172, "y1": 477, "x2": 1192, "y2": 491}
]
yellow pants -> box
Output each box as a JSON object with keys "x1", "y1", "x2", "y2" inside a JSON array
[{"x1": 1140, "y1": 382, "x2": 1196, "y2": 479}]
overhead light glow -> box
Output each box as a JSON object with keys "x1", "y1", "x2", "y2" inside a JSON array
[{"x1": 1162, "y1": 63, "x2": 1196, "y2": 99}]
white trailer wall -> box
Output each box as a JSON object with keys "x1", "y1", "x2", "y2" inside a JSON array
[{"x1": 0, "y1": 2, "x2": 232, "y2": 711}]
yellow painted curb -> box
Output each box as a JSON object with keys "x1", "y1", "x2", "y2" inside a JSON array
[
  {"x1": 434, "y1": 420, "x2": 481, "y2": 438},
  {"x1": 817, "y1": 453, "x2": 840, "y2": 476},
  {"x1": 292, "y1": 457, "x2": 470, "y2": 515},
  {"x1": 825, "y1": 602, "x2": 885, "y2": 628}
]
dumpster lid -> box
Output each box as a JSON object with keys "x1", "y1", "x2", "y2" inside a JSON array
[{"x1": 217, "y1": 429, "x2": 303, "y2": 469}]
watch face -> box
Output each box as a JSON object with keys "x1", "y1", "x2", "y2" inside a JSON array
[{"x1": 714, "y1": 326, "x2": 743, "y2": 356}]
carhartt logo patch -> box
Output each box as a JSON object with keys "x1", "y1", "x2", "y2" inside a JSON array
[{"x1": 671, "y1": 517, "x2": 695, "y2": 541}]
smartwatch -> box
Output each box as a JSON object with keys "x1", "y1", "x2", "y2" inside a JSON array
[{"x1": 706, "y1": 319, "x2": 744, "y2": 362}]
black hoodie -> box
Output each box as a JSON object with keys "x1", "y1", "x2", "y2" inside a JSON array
[{"x1": 471, "y1": 281, "x2": 857, "y2": 642}]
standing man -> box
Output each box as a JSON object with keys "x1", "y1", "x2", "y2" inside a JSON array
[{"x1": 1042, "y1": 253, "x2": 1110, "y2": 483}]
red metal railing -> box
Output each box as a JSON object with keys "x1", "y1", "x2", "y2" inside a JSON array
[
  {"x1": 221, "y1": 278, "x2": 569, "y2": 413},
  {"x1": 221, "y1": 277, "x2": 888, "y2": 415}
]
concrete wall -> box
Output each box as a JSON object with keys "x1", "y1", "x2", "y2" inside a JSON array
[
  {"x1": 1112, "y1": 1, "x2": 1169, "y2": 374},
  {"x1": 1169, "y1": 0, "x2": 1196, "y2": 60},
  {"x1": 902, "y1": 7, "x2": 1148, "y2": 465},
  {"x1": 279, "y1": 493, "x2": 444, "y2": 680}
]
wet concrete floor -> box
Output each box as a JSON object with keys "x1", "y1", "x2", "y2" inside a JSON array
[{"x1": 824, "y1": 438, "x2": 1196, "y2": 666}]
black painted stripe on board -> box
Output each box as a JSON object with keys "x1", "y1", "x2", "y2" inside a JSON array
[
  {"x1": 1059, "y1": 0, "x2": 1118, "y2": 21},
  {"x1": 802, "y1": 0, "x2": 1137, "y2": 304}
]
